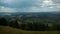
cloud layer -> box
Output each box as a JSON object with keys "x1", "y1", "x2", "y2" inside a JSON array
[{"x1": 0, "y1": 0, "x2": 60, "y2": 12}]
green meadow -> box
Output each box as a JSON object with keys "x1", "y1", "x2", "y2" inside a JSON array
[{"x1": 0, "y1": 26, "x2": 60, "y2": 34}]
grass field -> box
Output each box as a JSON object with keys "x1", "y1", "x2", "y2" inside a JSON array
[{"x1": 0, "y1": 26, "x2": 60, "y2": 34}]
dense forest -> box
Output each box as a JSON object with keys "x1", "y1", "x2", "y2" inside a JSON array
[{"x1": 0, "y1": 12, "x2": 60, "y2": 31}]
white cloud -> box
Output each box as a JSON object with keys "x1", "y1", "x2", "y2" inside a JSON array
[
  {"x1": 0, "y1": 6, "x2": 17, "y2": 12},
  {"x1": 0, "y1": 5, "x2": 60, "y2": 12},
  {"x1": 48, "y1": 7, "x2": 54, "y2": 8},
  {"x1": 0, "y1": 0, "x2": 60, "y2": 12}
]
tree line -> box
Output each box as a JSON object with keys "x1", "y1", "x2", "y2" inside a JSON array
[{"x1": 0, "y1": 18, "x2": 60, "y2": 31}]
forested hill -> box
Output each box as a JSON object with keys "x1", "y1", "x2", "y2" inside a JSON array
[
  {"x1": 0, "y1": 12, "x2": 60, "y2": 31},
  {"x1": 0, "y1": 12, "x2": 60, "y2": 24}
]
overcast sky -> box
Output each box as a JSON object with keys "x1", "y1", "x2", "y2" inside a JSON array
[{"x1": 0, "y1": 0, "x2": 60, "y2": 12}]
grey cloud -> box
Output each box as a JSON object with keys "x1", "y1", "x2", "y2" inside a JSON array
[{"x1": 0, "y1": 0, "x2": 43, "y2": 8}]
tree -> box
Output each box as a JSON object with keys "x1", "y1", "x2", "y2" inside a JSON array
[
  {"x1": 9, "y1": 19, "x2": 19, "y2": 28},
  {"x1": 0, "y1": 18, "x2": 8, "y2": 26}
]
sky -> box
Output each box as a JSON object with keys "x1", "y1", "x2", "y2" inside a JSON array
[{"x1": 0, "y1": 0, "x2": 60, "y2": 12}]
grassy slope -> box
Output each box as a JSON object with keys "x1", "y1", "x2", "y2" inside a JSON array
[{"x1": 0, "y1": 26, "x2": 60, "y2": 34}]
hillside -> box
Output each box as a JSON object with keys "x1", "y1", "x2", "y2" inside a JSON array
[{"x1": 0, "y1": 26, "x2": 60, "y2": 34}]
